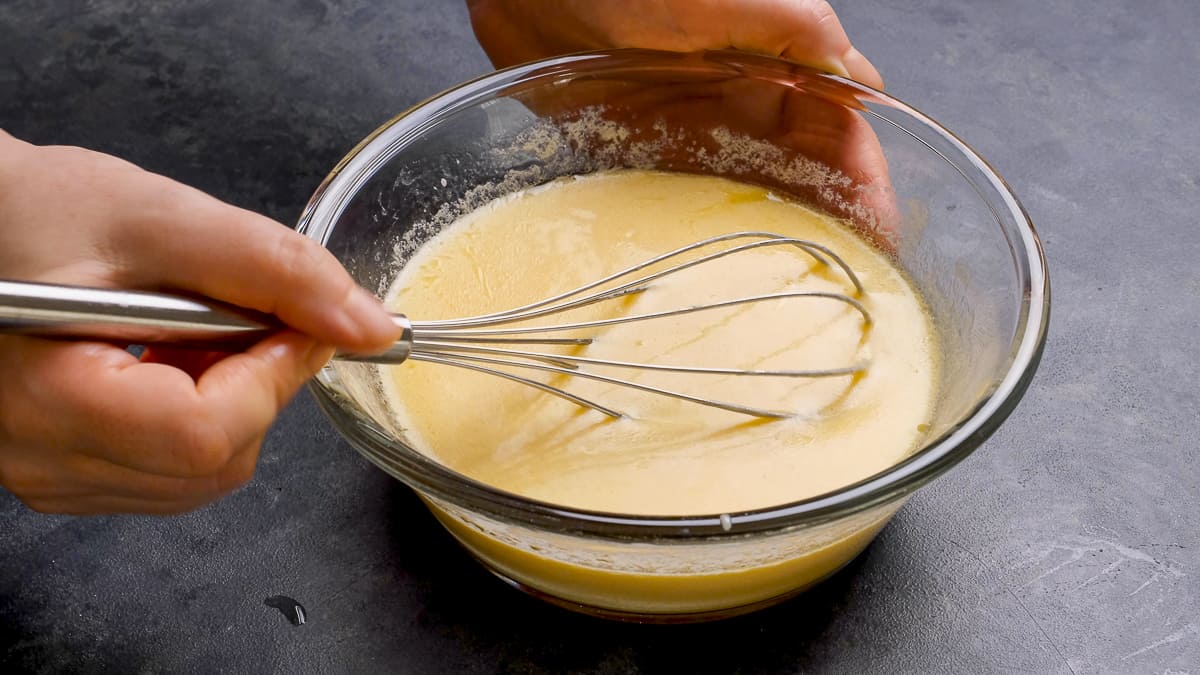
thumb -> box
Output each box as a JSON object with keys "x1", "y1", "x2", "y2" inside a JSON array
[{"x1": 105, "y1": 172, "x2": 402, "y2": 353}]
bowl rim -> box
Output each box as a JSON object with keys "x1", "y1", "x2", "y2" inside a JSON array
[{"x1": 297, "y1": 48, "x2": 1050, "y2": 541}]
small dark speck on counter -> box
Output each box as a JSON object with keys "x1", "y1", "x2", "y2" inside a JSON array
[{"x1": 264, "y1": 596, "x2": 307, "y2": 626}]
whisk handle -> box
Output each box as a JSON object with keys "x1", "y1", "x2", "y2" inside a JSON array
[
  {"x1": 0, "y1": 278, "x2": 279, "y2": 349},
  {"x1": 0, "y1": 279, "x2": 416, "y2": 364}
]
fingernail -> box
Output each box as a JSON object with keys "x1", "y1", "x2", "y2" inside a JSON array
[
  {"x1": 343, "y1": 287, "x2": 403, "y2": 345},
  {"x1": 827, "y1": 55, "x2": 853, "y2": 79}
]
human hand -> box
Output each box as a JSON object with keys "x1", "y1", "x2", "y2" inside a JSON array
[
  {"x1": 0, "y1": 131, "x2": 402, "y2": 515},
  {"x1": 469, "y1": 2, "x2": 895, "y2": 244},
  {"x1": 467, "y1": 0, "x2": 883, "y2": 88}
]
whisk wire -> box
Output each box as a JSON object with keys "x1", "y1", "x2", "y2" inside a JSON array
[
  {"x1": 396, "y1": 233, "x2": 875, "y2": 419},
  {"x1": 412, "y1": 291, "x2": 870, "y2": 340},
  {"x1": 411, "y1": 351, "x2": 793, "y2": 419},
  {"x1": 410, "y1": 353, "x2": 622, "y2": 418},
  {"x1": 416, "y1": 232, "x2": 864, "y2": 330},
  {"x1": 412, "y1": 340, "x2": 866, "y2": 378}
]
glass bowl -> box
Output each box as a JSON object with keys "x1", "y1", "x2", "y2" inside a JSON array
[{"x1": 295, "y1": 49, "x2": 1049, "y2": 622}]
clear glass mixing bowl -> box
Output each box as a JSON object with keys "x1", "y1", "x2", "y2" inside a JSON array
[{"x1": 296, "y1": 49, "x2": 1049, "y2": 622}]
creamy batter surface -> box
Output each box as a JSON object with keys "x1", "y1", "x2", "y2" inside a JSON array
[{"x1": 384, "y1": 171, "x2": 937, "y2": 514}]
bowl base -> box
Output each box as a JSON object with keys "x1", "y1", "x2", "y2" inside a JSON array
[{"x1": 480, "y1": 559, "x2": 845, "y2": 624}]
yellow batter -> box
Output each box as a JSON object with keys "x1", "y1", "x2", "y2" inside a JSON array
[{"x1": 384, "y1": 171, "x2": 937, "y2": 515}]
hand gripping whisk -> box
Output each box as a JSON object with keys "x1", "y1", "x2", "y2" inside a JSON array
[{"x1": 0, "y1": 232, "x2": 871, "y2": 419}]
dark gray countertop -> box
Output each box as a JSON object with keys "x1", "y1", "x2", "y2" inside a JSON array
[{"x1": 2, "y1": 0, "x2": 1197, "y2": 672}]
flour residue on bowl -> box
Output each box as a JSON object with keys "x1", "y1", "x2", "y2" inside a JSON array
[{"x1": 380, "y1": 104, "x2": 893, "y2": 288}]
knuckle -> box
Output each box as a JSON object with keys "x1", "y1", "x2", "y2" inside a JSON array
[
  {"x1": 809, "y1": 0, "x2": 839, "y2": 25},
  {"x1": 270, "y1": 231, "x2": 326, "y2": 284},
  {"x1": 0, "y1": 458, "x2": 54, "y2": 501},
  {"x1": 220, "y1": 463, "x2": 256, "y2": 494},
  {"x1": 270, "y1": 230, "x2": 354, "y2": 310},
  {"x1": 802, "y1": 0, "x2": 848, "y2": 44},
  {"x1": 22, "y1": 497, "x2": 61, "y2": 514},
  {"x1": 215, "y1": 444, "x2": 262, "y2": 495},
  {"x1": 169, "y1": 414, "x2": 236, "y2": 476}
]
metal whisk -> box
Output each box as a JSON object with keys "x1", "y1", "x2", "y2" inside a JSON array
[{"x1": 0, "y1": 232, "x2": 870, "y2": 419}]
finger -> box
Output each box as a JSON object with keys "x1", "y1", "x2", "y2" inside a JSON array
[
  {"x1": 470, "y1": 0, "x2": 882, "y2": 88},
  {"x1": 841, "y1": 47, "x2": 883, "y2": 90},
  {"x1": 76, "y1": 441, "x2": 261, "y2": 502},
  {"x1": 715, "y1": 0, "x2": 885, "y2": 88},
  {"x1": 0, "y1": 431, "x2": 262, "y2": 511},
  {"x1": 64, "y1": 437, "x2": 264, "y2": 513},
  {"x1": 0, "y1": 453, "x2": 95, "y2": 500},
  {"x1": 94, "y1": 437, "x2": 261, "y2": 501},
  {"x1": 23, "y1": 493, "x2": 222, "y2": 516},
  {"x1": 779, "y1": 88, "x2": 899, "y2": 247},
  {"x1": 15, "y1": 333, "x2": 328, "y2": 478},
  {"x1": 101, "y1": 174, "x2": 401, "y2": 354},
  {"x1": 192, "y1": 333, "x2": 332, "y2": 468}
]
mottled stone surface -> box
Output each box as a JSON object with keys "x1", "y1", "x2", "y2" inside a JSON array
[{"x1": 1, "y1": 0, "x2": 1197, "y2": 672}]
